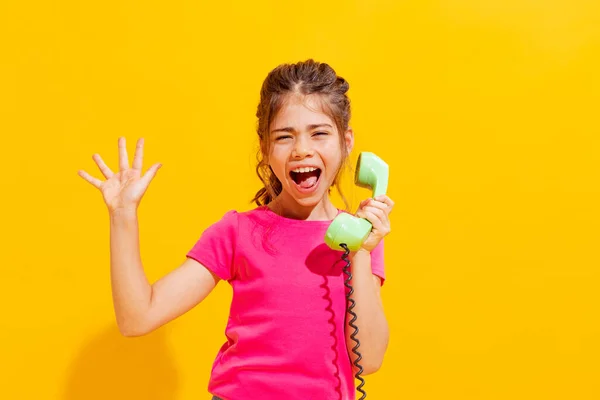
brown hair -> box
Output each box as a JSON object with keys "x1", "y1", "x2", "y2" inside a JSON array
[{"x1": 250, "y1": 59, "x2": 353, "y2": 212}]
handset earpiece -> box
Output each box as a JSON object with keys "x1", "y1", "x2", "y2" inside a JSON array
[
  {"x1": 325, "y1": 152, "x2": 389, "y2": 251},
  {"x1": 324, "y1": 151, "x2": 389, "y2": 400}
]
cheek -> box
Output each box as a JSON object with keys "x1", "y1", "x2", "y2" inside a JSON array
[
  {"x1": 322, "y1": 144, "x2": 343, "y2": 170},
  {"x1": 268, "y1": 152, "x2": 287, "y2": 179}
]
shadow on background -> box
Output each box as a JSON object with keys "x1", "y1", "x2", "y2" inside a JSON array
[
  {"x1": 63, "y1": 325, "x2": 179, "y2": 399},
  {"x1": 306, "y1": 242, "x2": 350, "y2": 400}
]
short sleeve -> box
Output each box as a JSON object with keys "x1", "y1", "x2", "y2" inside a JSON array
[
  {"x1": 186, "y1": 210, "x2": 238, "y2": 281},
  {"x1": 370, "y1": 239, "x2": 386, "y2": 286}
]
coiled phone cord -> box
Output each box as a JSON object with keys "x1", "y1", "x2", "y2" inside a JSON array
[{"x1": 340, "y1": 243, "x2": 367, "y2": 399}]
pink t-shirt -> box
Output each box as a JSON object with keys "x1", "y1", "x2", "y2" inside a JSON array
[{"x1": 186, "y1": 205, "x2": 386, "y2": 400}]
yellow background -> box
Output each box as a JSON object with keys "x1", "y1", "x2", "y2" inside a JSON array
[{"x1": 1, "y1": 0, "x2": 599, "y2": 398}]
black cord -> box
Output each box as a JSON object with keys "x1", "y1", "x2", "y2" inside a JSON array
[{"x1": 340, "y1": 243, "x2": 367, "y2": 399}]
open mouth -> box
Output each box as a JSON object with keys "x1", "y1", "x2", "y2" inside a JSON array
[{"x1": 290, "y1": 168, "x2": 322, "y2": 190}]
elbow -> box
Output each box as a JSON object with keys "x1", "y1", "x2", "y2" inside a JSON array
[
  {"x1": 120, "y1": 327, "x2": 148, "y2": 338},
  {"x1": 117, "y1": 317, "x2": 150, "y2": 337},
  {"x1": 361, "y1": 359, "x2": 383, "y2": 376},
  {"x1": 353, "y1": 354, "x2": 384, "y2": 376},
  {"x1": 361, "y1": 343, "x2": 388, "y2": 375},
  {"x1": 363, "y1": 328, "x2": 389, "y2": 375}
]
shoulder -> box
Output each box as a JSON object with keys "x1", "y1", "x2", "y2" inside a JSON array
[
  {"x1": 209, "y1": 206, "x2": 268, "y2": 231},
  {"x1": 234, "y1": 205, "x2": 273, "y2": 226},
  {"x1": 209, "y1": 209, "x2": 239, "y2": 228}
]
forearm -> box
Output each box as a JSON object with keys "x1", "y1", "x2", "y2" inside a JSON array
[
  {"x1": 345, "y1": 249, "x2": 389, "y2": 374},
  {"x1": 109, "y1": 208, "x2": 152, "y2": 336}
]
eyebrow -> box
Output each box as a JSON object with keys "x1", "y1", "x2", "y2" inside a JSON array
[{"x1": 270, "y1": 124, "x2": 333, "y2": 134}]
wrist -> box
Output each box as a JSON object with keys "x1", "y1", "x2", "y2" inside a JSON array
[
  {"x1": 109, "y1": 207, "x2": 138, "y2": 220},
  {"x1": 351, "y1": 247, "x2": 372, "y2": 260}
]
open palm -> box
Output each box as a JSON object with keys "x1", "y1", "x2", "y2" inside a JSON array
[{"x1": 78, "y1": 137, "x2": 162, "y2": 213}]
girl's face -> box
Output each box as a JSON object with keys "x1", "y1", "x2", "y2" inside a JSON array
[{"x1": 268, "y1": 93, "x2": 353, "y2": 208}]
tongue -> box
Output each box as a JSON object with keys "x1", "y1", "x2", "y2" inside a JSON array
[{"x1": 297, "y1": 171, "x2": 319, "y2": 188}]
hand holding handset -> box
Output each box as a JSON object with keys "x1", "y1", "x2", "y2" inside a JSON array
[
  {"x1": 324, "y1": 151, "x2": 389, "y2": 400},
  {"x1": 325, "y1": 152, "x2": 389, "y2": 251}
]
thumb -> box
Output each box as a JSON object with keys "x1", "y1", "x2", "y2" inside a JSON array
[{"x1": 140, "y1": 162, "x2": 162, "y2": 186}]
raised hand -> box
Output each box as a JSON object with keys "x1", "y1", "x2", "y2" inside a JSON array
[{"x1": 78, "y1": 137, "x2": 162, "y2": 214}]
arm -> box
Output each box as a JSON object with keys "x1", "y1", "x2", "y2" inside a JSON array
[
  {"x1": 345, "y1": 248, "x2": 389, "y2": 375},
  {"x1": 79, "y1": 137, "x2": 219, "y2": 337},
  {"x1": 110, "y1": 208, "x2": 220, "y2": 337},
  {"x1": 345, "y1": 194, "x2": 394, "y2": 374}
]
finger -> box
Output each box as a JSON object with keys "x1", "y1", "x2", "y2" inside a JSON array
[
  {"x1": 92, "y1": 153, "x2": 114, "y2": 179},
  {"x1": 359, "y1": 199, "x2": 391, "y2": 219},
  {"x1": 118, "y1": 137, "x2": 129, "y2": 172},
  {"x1": 363, "y1": 205, "x2": 386, "y2": 220},
  {"x1": 139, "y1": 162, "x2": 162, "y2": 187},
  {"x1": 356, "y1": 209, "x2": 384, "y2": 231},
  {"x1": 132, "y1": 137, "x2": 144, "y2": 171},
  {"x1": 363, "y1": 199, "x2": 388, "y2": 212},
  {"x1": 358, "y1": 197, "x2": 374, "y2": 209},
  {"x1": 374, "y1": 194, "x2": 394, "y2": 209},
  {"x1": 77, "y1": 169, "x2": 103, "y2": 189},
  {"x1": 373, "y1": 195, "x2": 394, "y2": 214}
]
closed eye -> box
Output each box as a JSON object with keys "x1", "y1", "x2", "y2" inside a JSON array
[{"x1": 275, "y1": 132, "x2": 327, "y2": 141}]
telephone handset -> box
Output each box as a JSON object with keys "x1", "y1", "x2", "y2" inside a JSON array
[
  {"x1": 324, "y1": 152, "x2": 389, "y2": 400},
  {"x1": 325, "y1": 152, "x2": 389, "y2": 251}
]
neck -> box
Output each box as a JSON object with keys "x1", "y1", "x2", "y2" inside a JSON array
[{"x1": 268, "y1": 193, "x2": 338, "y2": 221}]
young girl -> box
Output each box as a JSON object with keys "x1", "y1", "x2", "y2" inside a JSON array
[{"x1": 78, "y1": 59, "x2": 394, "y2": 400}]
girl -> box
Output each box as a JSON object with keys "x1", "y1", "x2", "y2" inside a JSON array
[{"x1": 78, "y1": 59, "x2": 394, "y2": 400}]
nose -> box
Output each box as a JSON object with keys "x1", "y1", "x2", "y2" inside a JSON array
[{"x1": 291, "y1": 135, "x2": 314, "y2": 158}]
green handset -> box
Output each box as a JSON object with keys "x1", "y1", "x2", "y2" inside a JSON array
[
  {"x1": 325, "y1": 152, "x2": 389, "y2": 251},
  {"x1": 324, "y1": 151, "x2": 389, "y2": 400}
]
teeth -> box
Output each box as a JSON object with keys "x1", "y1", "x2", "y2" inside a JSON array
[{"x1": 292, "y1": 167, "x2": 318, "y2": 173}]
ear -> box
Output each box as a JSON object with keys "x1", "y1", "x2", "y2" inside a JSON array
[{"x1": 344, "y1": 127, "x2": 354, "y2": 155}]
